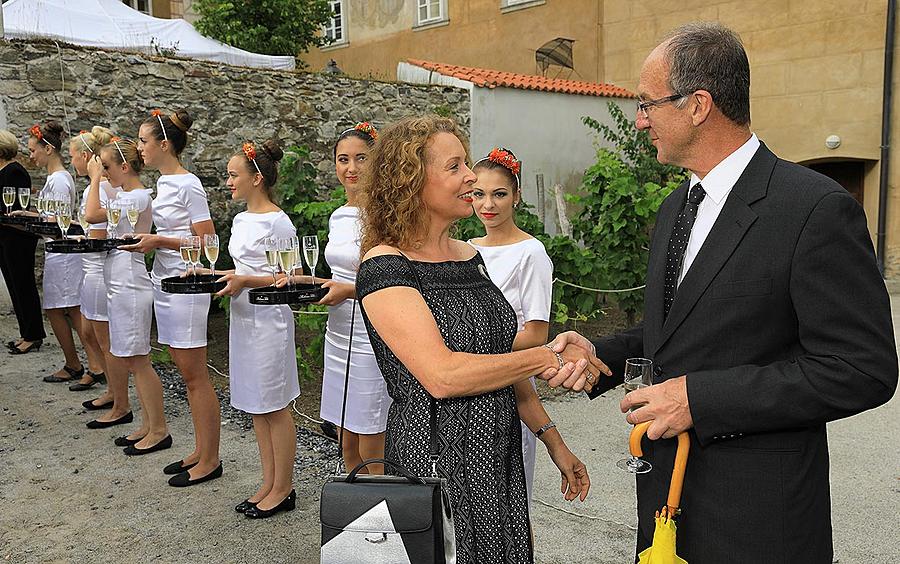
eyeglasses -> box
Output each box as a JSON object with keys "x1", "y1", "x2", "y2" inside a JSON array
[{"x1": 636, "y1": 93, "x2": 686, "y2": 117}]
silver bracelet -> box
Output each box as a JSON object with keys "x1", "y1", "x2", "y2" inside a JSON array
[
  {"x1": 534, "y1": 421, "x2": 557, "y2": 438},
  {"x1": 542, "y1": 343, "x2": 563, "y2": 371}
]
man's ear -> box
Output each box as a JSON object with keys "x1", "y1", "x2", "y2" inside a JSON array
[{"x1": 690, "y1": 90, "x2": 714, "y2": 126}]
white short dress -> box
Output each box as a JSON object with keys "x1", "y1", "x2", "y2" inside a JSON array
[
  {"x1": 469, "y1": 237, "x2": 553, "y2": 507},
  {"x1": 150, "y1": 173, "x2": 211, "y2": 349},
  {"x1": 320, "y1": 206, "x2": 391, "y2": 434},
  {"x1": 228, "y1": 210, "x2": 300, "y2": 414},
  {"x1": 105, "y1": 189, "x2": 154, "y2": 358},
  {"x1": 79, "y1": 181, "x2": 121, "y2": 322},
  {"x1": 41, "y1": 171, "x2": 83, "y2": 310}
]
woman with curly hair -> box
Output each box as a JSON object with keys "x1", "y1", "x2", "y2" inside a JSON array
[{"x1": 354, "y1": 116, "x2": 604, "y2": 564}]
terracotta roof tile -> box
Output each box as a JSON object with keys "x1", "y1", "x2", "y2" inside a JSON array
[{"x1": 407, "y1": 59, "x2": 635, "y2": 99}]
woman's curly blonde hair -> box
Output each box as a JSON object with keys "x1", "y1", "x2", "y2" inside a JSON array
[{"x1": 359, "y1": 115, "x2": 470, "y2": 254}]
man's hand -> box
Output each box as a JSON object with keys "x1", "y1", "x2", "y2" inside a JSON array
[
  {"x1": 622, "y1": 375, "x2": 693, "y2": 439},
  {"x1": 538, "y1": 331, "x2": 610, "y2": 392}
]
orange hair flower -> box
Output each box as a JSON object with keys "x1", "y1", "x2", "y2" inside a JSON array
[
  {"x1": 242, "y1": 142, "x2": 262, "y2": 174},
  {"x1": 355, "y1": 122, "x2": 378, "y2": 140},
  {"x1": 487, "y1": 147, "x2": 521, "y2": 176},
  {"x1": 29, "y1": 124, "x2": 43, "y2": 140}
]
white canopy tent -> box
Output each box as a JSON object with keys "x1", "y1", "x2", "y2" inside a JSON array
[{"x1": 1, "y1": 0, "x2": 295, "y2": 70}]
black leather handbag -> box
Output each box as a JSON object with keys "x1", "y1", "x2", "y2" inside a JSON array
[{"x1": 319, "y1": 297, "x2": 457, "y2": 563}]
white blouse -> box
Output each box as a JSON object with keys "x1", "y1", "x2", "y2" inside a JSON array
[
  {"x1": 151, "y1": 173, "x2": 211, "y2": 281},
  {"x1": 40, "y1": 170, "x2": 76, "y2": 210},
  {"x1": 81, "y1": 180, "x2": 121, "y2": 231},
  {"x1": 469, "y1": 238, "x2": 553, "y2": 331},
  {"x1": 323, "y1": 206, "x2": 371, "y2": 353},
  {"x1": 115, "y1": 188, "x2": 154, "y2": 235}
]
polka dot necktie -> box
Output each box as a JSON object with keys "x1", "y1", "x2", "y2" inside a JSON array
[{"x1": 663, "y1": 183, "x2": 706, "y2": 319}]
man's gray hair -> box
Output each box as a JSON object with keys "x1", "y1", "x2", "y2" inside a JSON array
[{"x1": 663, "y1": 22, "x2": 751, "y2": 125}]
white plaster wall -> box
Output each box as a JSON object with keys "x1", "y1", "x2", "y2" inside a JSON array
[{"x1": 470, "y1": 87, "x2": 632, "y2": 234}]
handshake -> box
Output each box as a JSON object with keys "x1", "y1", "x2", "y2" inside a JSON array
[{"x1": 538, "y1": 331, "x2": 610, "y2": 394}]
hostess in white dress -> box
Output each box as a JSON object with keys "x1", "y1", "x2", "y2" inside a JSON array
[
  {"x1": 41, "y1": 171, "x2": 83, "y2": 309},
  {"x1": 320, "y1": 206, "x2": 391, "y2": 434},
  {"x1": 469, "y1": 237, "x2": 553, "y2": 507},
  {"x1": 105, "y1": 189, "x2": 154, "y2": 358},
  {"x1": 150, "y1": 173, "x2": 211, "y2": 349},
  {"x1": 79, "y1": 181, "x2": 121, "y2": 322},
  {"x1": 228, "y1": 210, "x2": 300, "y2": 414}
]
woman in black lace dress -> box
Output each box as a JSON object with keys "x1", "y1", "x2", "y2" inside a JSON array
[{"x1": 355, "y1": 116, "x2": 608, "y2": 563}]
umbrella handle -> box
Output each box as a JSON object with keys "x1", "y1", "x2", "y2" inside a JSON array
[
  {"x1": 666, "y1": 432, "x2": 691, "y2": 515},
  {"x1": 628, "y1": 421, "x2": 652, "y2": 457}
]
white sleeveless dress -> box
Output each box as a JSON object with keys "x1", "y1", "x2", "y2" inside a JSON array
[
  {"x1": 40, "y1": 171, "x2": 83, "y2": 309},
  {"x1": 105, "y1": 189, "x2": 154, "y2": 358},
  {"x1": 150, "y1": 173, "x2": 211, "y2": 349},
  {"x1": 227, "y1": 210, "x2": 300, "y2": 414},
  {"x1": 319, "y1": 206, "x2": 390, "y2": 434},
  {"x1": 79, "y1": 180, "x2": 121, "y2": 322},
  {"x1": 469, "y1": 237, "x2": 553, "y2": 507}
]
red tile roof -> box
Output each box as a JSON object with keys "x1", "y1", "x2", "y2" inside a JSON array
[{"x1": 406, "y1": 58, "x2": 635, "y2": 99}]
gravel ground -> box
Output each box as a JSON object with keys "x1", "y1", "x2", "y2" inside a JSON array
[{"x1": 1, "y1": 280, "x2": 898, "y2": 563}]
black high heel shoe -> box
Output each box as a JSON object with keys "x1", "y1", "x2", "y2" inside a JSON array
[
  {"x1": 234, "y1": 499, "x2": 258, "y2": 514},
  {"x1": 44, "y1": 364, "x2": 84, "y2": 383},
  {"x1": 123, "y1": 435, "x2": 172, "y2": 456},
  {"x1": 69, "y1": 371, "x2": 106, "y2": 391},
  {"x1": 244, "y1": 490, "x2": 296, "y2": 519},
  {"x1": 8, "y1": 339, "x2": 43, "y2": 355},
  {"x1": 86, "y1": 411, "x2": 133, "y2": 429}
]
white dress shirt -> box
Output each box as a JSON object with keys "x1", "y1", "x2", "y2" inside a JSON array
[{"x1": 678, "y1": 133, "x2": 760, "y2": 286}]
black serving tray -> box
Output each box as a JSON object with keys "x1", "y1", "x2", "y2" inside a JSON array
[
  {"x1": 44, "y1": 237, "x2": 135, "y2": 253},
  {"x1": 161, "y1": 274, "x2": 226, "y2": 295},
  {"x1": 248, "y1": 284, "x2": 328, "y2": 305},
  {"x1": 28, "y1": 221, "x2": 84, "y2": 238},
  {"x1": 0, "y1": 214, "x2": 41, "y2": 226}
]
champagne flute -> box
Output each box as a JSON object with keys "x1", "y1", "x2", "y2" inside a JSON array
[
  {"x1": 125, "y1": 201, "x2": 139, "y2": 234},
  {"x1": 106, "y1": 202, "x2": 121, "y2": 239},
  {"x1": 278, "y1": 238, "x2": 294, "y2": 289},
  {"x1": 18, "y1": 187, "x2": 30, "y2": 211},
  {"x1": 179, "y1": 235, "x2": 193, "y2": 277},
  {"x1": 56, "y1": 202, "x2": 71, "y2": 240},
  {"x1": 204, "y1": 234, "x2": 219, "y2": 278},
  {"x1": 78, "y1": 204, "x2": 90, "y2": 233},
  {"x1": 35, "y1": 195, "x2": 44, "y2": 218},
  {"x1": 264, "y1": 236, "x2": 279, "y2": 285},
  {"x1": 302, "y1": 235, "x2": 319, "y2": 286},
  {"x1": 616, "y1": 358, "x2": 654, "y2": 474},
  {"x1": 189, "y1": 235, "x2": 202, "y2": 279},
  {"x1": 3, "y1": 187, "x2": 16, "y2": 215}
]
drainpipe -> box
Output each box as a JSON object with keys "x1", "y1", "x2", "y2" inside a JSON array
[{"x1": 877, "y1": 0, "x2": 896, "y2": 275}]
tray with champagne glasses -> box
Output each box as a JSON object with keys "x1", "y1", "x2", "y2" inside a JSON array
[
  {"x1": 161, "y1": 274, "x2": 227, "y2": 295},
  {"x1": 45, "y1": 236, "x2": 136, "y2": 254},
  {"x1": 28, "y1": 221, "x2": 84, "y2": 238},
  {"x1": 248, "y1": 283, "x2": 328, "y2": 305},
  {"x1": 0, "y1": 214, "x2": 42, "y2": 226}
]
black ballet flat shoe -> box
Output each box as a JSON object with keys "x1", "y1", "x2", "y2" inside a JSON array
[
  {"x1": 44, "y1": 364, "x2": 84, "y2": 382},
  {"x1": 8, "y1": 339, "x2": 42, "y2": 355},
  {"x1": 163, "y1": 459, "x2": 198, "y2": 475},
  {"x1": 123, "y1": 435, "x2": 172, "y2": 456},
  {"x1": 114, "y1": 435, "x2": 143, "y2": 447},
  {"x1": 82, "y1": 398, "x2": 114, "y2": 411},
  {"x1": 167, "y1": 462, "x2": 223, "y2": 487},
  {"x1": 244, "y1": 490, "x2": 296, "y2": 519},
  {"x1": 234, "y1": 499, "x2": 258, "y2": 514},
  {"x1": 69, "y1": 372, "x2": 106, "y2": 391},
  {"x1": 86, "y1": 411, "x2": 134, "y2": 429}
]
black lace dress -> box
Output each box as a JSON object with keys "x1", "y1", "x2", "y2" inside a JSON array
[{"x1": 356, "y1": 253, "x2": 533, "y2": 564}]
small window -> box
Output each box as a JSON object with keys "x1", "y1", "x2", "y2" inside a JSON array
[
  {"x1": 416, "y1": 0, "x2": 447, "y2": 26},
  {"x1": 324, "y1": 0, "x2": 346, "y2": 43},
  {"x1": 501, "y1": 0, "x2": 545, "y2": 12},
  {"x1": 122, "y1": 0, "x2": 151, "y2": 15}
]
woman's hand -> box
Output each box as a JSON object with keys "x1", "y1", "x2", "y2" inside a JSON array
[
  {"x1": 215, "y1": 273, "x2": 245, "y2": 297},
  {"x1": 117, "y1": 233, "x2": 158, "y2": 253},
  {"x1": 315, "y1": 280, "x2": 354, "y2": 306},
  {"x1": 87, "y1": 155, "x2": 103, "y2": 182},
  {"x1": 547, "y1": 442, "x2": 591, "y2": 502}
]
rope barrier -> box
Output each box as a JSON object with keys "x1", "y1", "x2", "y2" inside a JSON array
[
  {"x1": 532, "y1": 498, "x2": 638, "y2": 531},
  {"x1": 553, "y1": 278, "x2": 645, "y2": 293}
]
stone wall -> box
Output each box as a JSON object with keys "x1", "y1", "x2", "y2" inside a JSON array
[{"x1": 0, "y1": 38, "x2": 470, "y2": 212}]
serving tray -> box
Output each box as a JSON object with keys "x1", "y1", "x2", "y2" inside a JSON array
[
  {"x1": 248, "y1": 284, "x2": 328, "y2": 305},
  {"x1": 160, "y1": 274, "x2": 227, "y2": 294},
  {"x1": 44, "y1": 237, "x2": 135, "y2": 253},
  {"x1": 28, "y1": 221, "x2": 84, "y2": 238}
]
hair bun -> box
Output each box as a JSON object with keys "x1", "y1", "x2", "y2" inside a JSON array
[
  {"x1": 261, "y1": 139, "x2": 283, "y2": 163},
  {"x1": 44, "y1": 121, "x2": 64, "y2": 136},
  {"x1": 173, "y1": 109, "x2": 193, "y2": 132}
]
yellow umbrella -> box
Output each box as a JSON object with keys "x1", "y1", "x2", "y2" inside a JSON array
[{"x1": 628, "y1": 421, "x2": 691, "y2": 564}]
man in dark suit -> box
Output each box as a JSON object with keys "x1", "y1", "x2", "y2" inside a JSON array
[{"x1": 545, "y1": 22, "x2": 898, "y2": 563}]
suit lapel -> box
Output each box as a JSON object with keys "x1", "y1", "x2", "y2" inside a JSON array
[{"x1": 652, "y1": 143, "x2": 778, "y2": 355}]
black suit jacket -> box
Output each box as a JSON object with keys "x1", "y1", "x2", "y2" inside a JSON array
[{"x1": 590, "y1": 143, "x2": 897, "y2": 563}]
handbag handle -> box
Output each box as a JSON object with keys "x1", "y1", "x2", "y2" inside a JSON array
[
  {"x1": 335, "y1": 298, "x2": 357, "y2": 473},
  {"x1": 345, "y1": 458, "x2": 427, "y2": 485}
]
